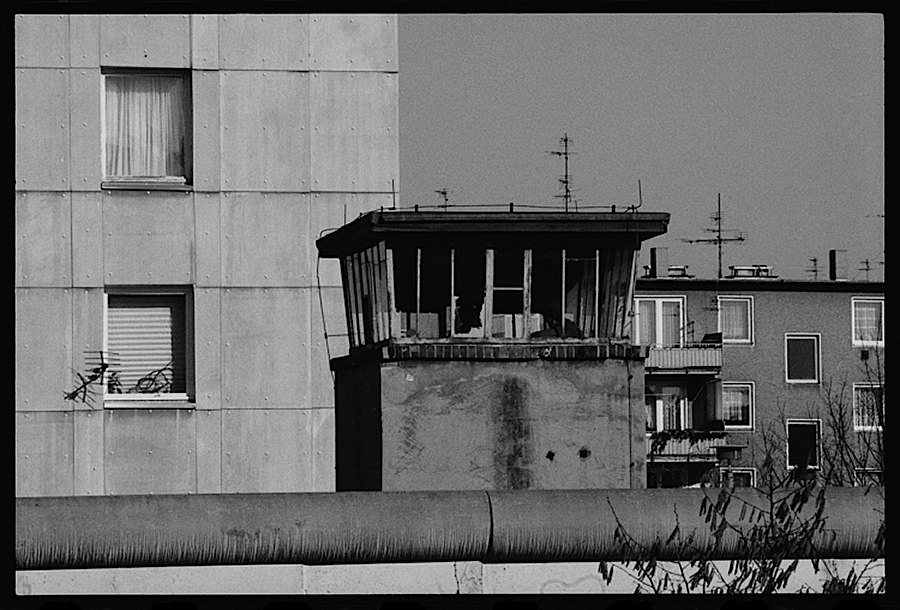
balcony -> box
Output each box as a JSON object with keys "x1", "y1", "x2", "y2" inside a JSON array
[
  {"x1": 645, "y1": 433, "x2": 728, "y2": 462},
  {"x1": 645, "y1": 343, "x2": 722, "y2": 372}
]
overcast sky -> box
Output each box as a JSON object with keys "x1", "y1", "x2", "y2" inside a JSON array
[{"x1": 397, "y1": 13, "x2": 884, "y2": 281}]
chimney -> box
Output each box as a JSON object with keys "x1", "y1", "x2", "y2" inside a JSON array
[
  {"x1": 829, "y1": 249, "x2": 848, "y2": 281},
  {"x1": 649, "y1": 247, "x2": 669, "y2": 278}
]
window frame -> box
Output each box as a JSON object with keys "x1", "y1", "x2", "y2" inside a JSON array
[
  {"x1": 717, "y1": 295, "x2": 754, "y2": 344},
  {"x1": 784, "y1": 332, "x2": 822, "y2": 384},
  {"x1": 719, "y1": 466, "x2": 757, "y2": 488},
  {"x1": 721, "y1": 381, "x2": 755, "y2": 431},
  {"x1": 853, "y1": 468, "x2": 884, "y2": 487},
  {"x1": 851, "y1": 297, "x2": 884, "y2": 348},
  {"x1": 633, "y1": 295, "x2": 686, "y2": 347},
  {"x1": 852, "y1": 383, "x2": 884, "y2": 432},
  {"x1": 786, "y1": 419, "x2": 822, "y2": 470},
  {"x1": 103, "y1": 286, "x2": 194, "y2": 407},
  {"x1": 100, "y1": 68, "x2": 193, "y2": 190}
]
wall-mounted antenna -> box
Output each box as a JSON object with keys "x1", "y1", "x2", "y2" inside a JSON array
[
  {"x1": 805, "y1": 257, "x2": 820, "y2": 281},
  {"x1": 681, "y1": 193, "x2": 746, "y2": 279},
  {"x1": 434, "y1": 189, "x2": 450, "y2": 211},
  {"x1": 545, "y1": 134, "x2": 578, "y2": 212}
]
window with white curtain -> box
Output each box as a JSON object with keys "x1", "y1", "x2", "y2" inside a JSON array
[
  {"x1": 718, "y1": 296, "x2": 753, "y2": 343},
  {"x1": 852, "y1": 297, "x2": 884, "y2": 347},
  {"x1": 853, "y1": 383, "x2": 884, "y2": 431},
  {"x1": 104, "y1": 288, "x2": 193, "y2": 402},
  {"x1": 721, "y1": 382, "x2": 754, "y2": 429},
  {"x1": 103, "y1": 70, "x2": 191, "y2": 185},
  {"x1": 634, "y1": 296, "x2": 684, "y2": 347}
]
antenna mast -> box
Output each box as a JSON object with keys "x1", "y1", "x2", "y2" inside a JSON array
[
  {"x1": 681, "y1": 193, "x2": 746, "y2": 279},
  {"x1": 434, "y1": 189, "x2": 450, "y2": 211},
  {"x1": 805, "y1": 257, "x2": 820, "y2": 281},
  {"x1": 545, "y1": 134, "x2": 577, "y2": 212}
]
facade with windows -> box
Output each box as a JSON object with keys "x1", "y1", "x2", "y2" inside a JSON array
[
  {"x1": 635, "y1": 260, "x2": 884, "y2": 488},
  {"x1": 15, "y1": 14, "x2": 398, "y2": 497}
]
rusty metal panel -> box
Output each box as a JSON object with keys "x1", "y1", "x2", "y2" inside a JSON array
[
  {"x1": 196, "y1": 410, "x2": 222, "y2": 493},
  {"x1": 309, "y1": 14, "x2": 397, "y2": 72},
  {"x1": 70, "y1": 287, "x2": 105, "y2": 411},
  {"x1": 15, "y1": 192, "x2": 72, "y2": 287},
  {"x1": 222, "y1": 408, "x2": 312, "y2": 493},
  {"x1": 74, "y1": 410, "x2": 105, "y2": 495},
  {"x1": 221, "y1": 288, "x2": 310, "y2": 409},
  {"x1": 190, "y1": 15, "x2": 219, "y2": 69},
  {"x1": 16, "y1": 411, "x2": 74, "y2": 497},
  {"x1": 310, "y1": 407, "x2": 336, "y2": 492},
  {"x1": 194, "y1": 287, "x2": 222, "y2": 411},
  {"x1": 99, "y1": 15, "x2": 190, "y2": 68},
  {"x1": 15, "y1": 14, "x2": 69, "y2": 68},
  {"x1": 71, "y1": 192, "x2": 104, "y2": 287},
  {"x1": 102, "y1": 191, "x2": 195, "y2": 284},
  {"x1": 310, "y1": 286, "x2": 345, "y2": 406},
  {"x1": 195, "y1": 192, "x2": 221, "y2": 287},
  {"x1": 69, "y1": 68, "x2": 102, "y2": 191},
  {"x1": 192, "y1": 70, "x2": 221, "y2": 192},
  {"x1": 16, "y1": 288, "x2": 72, "y2": 412},
  {"x1": 220, "y1": 70, "x2": 309, "y2": 192},
  {"x1": 309, "y1": 71, "x2": 398, "y2": 193},
  {"x1": 69, "y1": 15, "x2": 100, "y2": 67},
  {"x1": 221, "y1": 193, "x2": 309, "y2": 287},
  {"x1": 104, "y1": 409, "x2": 196, "y2": 495},
  {"x1": 16, "y1": 68, "x2": 70, "y2": 191},
  {"x1": 309, "y1": 192, "x2": 393, "y2": 286},
  {"x1": 219, "y1": 14, "x2": 308, "y2": 71}
]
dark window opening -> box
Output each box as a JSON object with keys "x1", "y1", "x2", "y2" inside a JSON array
[
  {"x1": 787, "y1": 420, "x2": 820, "y2": 469},
  {"x1": 786, "y1": 335, "x2": 819, "y2": 382},
  {"x1": 453, "y1": 248, "x2": 484, "y2": 336}
]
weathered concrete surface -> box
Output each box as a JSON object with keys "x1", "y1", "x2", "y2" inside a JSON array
[{"x1": 380, "y1": 359, "x2": 645, "y2": 491}]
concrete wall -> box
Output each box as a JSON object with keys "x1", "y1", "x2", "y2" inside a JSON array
[
  {"x1": 376, "y1": 359, "x2": 646, "y2": 491},
  {"x1": 15, "y1": 14, "x2": 399, "y2": 496}
]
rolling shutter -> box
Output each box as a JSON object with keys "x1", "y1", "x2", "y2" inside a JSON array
[{"x1": 107, "y1": 294, "x2": 185, "y2": 394}]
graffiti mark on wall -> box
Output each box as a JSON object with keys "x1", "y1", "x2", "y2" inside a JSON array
[{"x1": 64, "y1": 351, "x2": 175, "y2": 405}]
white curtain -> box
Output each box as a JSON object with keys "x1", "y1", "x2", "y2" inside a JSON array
[
  {"x1": 661, "y1": 301, "x2": 681, "y2": 346},
  {"x1": 854, "y1": 301, "x2": 883, "y2": 342},
  {"x1": 637, "y1": 300, "x2": 656, "y2": 345},
  {"x1": 722, "y1": 386, "x2": 748, "y2": 423},
  {"x1": 720, "y1": 299, "x2": 749, "y2": 341},
  {"x1": 106, "y1": 75, "x2": 186, "y2": 178}
]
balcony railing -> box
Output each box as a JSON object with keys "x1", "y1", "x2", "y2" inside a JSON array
[
  {"x1": 646, "y1": 433, "x2": 728, "y2": 461},
  {"x1": 645, "y1": 343, "x2": 722, "y2": 370}
]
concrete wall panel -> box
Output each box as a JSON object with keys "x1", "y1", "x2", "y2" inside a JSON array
[
  {"x1": 190, "y1": 15, "x2": 219, "y2": 69},
  {"x1": 195, "y1": 193, "x2": 221, "y2": 286},
  {"x1": 15, "y1": 15, "x2": 69, "y2": 68},
  {"x1": 16, "y1": 411, "x2": 74, "y2": 497},
  {"x1": 16, "y1": 288, "x2": 72, "y2": 412},
  {"x1": 310, "y1": 72, "x2": 398, "y2": 192},
  {"x1": 102, "y1": 191, "x2": 195, "y2": 284},
  {"x1": 69, "y1": 15, "x2": 100, "y2": 68},
  {"x1": 221, "y1": 193, "x2": 309, "y2": 287},
  {"x1": 104, "y1": 409, "x2": 196, "y2": 495},
  {"x1": 221, "y1": 289, "x2": 310, "y2": 408},
  {"x1": 196, "y1": 410, "x2": 222, "y2": 493},
  {"x1": 222, "y1": 409, "x2": 312, "y2": 493},
  {"x1": 16, "y1": 69, "x2": 70, "y2": 191},
  {"x1": 310, "y1": 407, "x2": 336, "y2": 491},
  {"x1": 310, "y1": 192, "x2": 391, "y2": 286},
  {"x1": 71, "y1": 193, "x2": 104, "y2": 287},
  {"x1": 194, "y1": 288, "x2": 222, "y2": 411},
  {"x1": 69, "y1": 68, "x2": 102, "y2": 191},
  {"x1": 70, "y1": 288, "x2": 105, "y2": 411},
  {"x1": 219, "y1": 14, "x2": 308, "y2": 70},
  {"x1": 309, "y1": 14, "x2": 397, "y2": 72},
  {"x1": 220, "y1": 71, "x2": 309, "y2": 192},
  {"x1": 74, "y1": 410, "x2": 105, "y2": 495},
  {"x1": 100, "y1": 15, "x2": 190, "y2": 68},
  {"x1": 16, "y1": 192, "x2": 71, "y2": 287},
  {"x1": 192, "y1": 70, "x2": 221, "y2": 192}
]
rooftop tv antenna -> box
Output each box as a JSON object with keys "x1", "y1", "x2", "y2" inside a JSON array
[
  {"x1": 434, "y1": 189, "x2": 450, "y2": 211},
  {"x1": 681, "y1": 193, "x2": 746, "y2": 279},
  {"x1": 805, "y1": 257, "x2": 820, "y2": 281},
  {"x1": 545, "y1": 134, "x2": 577, "y2": 212},
  {"x1": 859, "y1": 258, "x2": 874, "y2": 282}
]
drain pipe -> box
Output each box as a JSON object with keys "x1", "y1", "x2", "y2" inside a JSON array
[{"x1": 16, "y1": 488, "x2": 882, "y2": 570}]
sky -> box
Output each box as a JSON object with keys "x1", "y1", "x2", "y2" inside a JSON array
[{"x1": 397, "y1": 14, "x2": 884, "y2": 281}]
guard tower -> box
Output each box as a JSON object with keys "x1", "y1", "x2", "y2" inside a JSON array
[{"x1": 316, "y1": 210, "x2": 669, "y2": 491}]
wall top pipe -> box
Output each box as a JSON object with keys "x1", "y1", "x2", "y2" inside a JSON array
[{"x1": 16, "y1": 488, "x2": 883, "y2": 570}]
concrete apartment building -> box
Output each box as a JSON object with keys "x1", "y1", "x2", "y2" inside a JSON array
[
  {"x1": 15, "y1": 13, "x2": 398, "y2": 498},
  {"x1": 634, "y1": 249, "x2": 885, "y2": 489}
]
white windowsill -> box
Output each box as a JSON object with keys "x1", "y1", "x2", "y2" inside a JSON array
[{"x1": 104, "y1": 394, "x2": 194, "y2": 409}]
